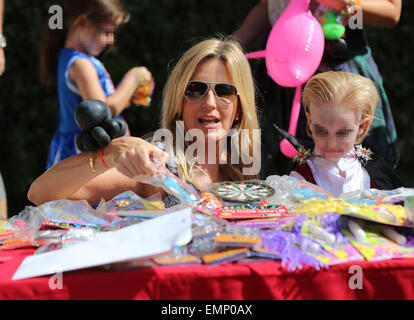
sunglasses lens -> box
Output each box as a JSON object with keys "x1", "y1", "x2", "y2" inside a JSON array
[
  {"x1": 185, "y1": 81, "x2": 237, "y2": 104},
  {"x1": 214, "y1": 83, "x2": 237, "y2": 104},
  {"x1": 185, "y1": 81, "x2": 208, "y2": 101}
]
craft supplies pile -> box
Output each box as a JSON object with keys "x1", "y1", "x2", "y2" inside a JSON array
[{"x1": 2, "y1": 170, "x2": 414, "y2": 274}]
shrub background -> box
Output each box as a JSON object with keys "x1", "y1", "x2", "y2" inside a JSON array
[{"x1": 0, "y1": 0, "x2": 413, "y2": 216}]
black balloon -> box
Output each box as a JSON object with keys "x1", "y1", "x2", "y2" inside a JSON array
[
  {"x1": 75, "y1": 131, "x2": 87, "y2": 152},
  {"x1": 115, "y1": 119, "x2": 127, "y2": 138},
  {"x1": 91, "y1": 126, "x2": 111, "y2": 146},
  {"x1": 74, "y1": 99, "x2": 127, "y2": 152},
  {"x1": 325, "y1": 38, "x2": 348, "y2": 60},
  {"x1": 81, "y1": 132, "x2": 100, "y2": 152},
  {"x1": 101, "y1": 118, "x2": 121, "y2": 139},
  {"x1": 75, "y1": 99, "x2": 112, "y2": 131}
]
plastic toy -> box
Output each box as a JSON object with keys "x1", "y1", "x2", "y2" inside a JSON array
[
  {"x1": 320, "y1": 11, "x2": 345, "y2": 40},
  {"x1": 245, "y1": 0, "x2": 324, "y2": 157},
  {"x1": 246, "y1": 0, "x2": 324, "y2": 87},
  {"x1": 210, "y1": 181, "x2": 275, "y2": 203},
  {"x1": 216, "y1": 205, "x2": 291, "y2": 220},
  {"x1": 316, "y1": 7, "x2": 348, "y2": 59},
  {"x1": 75, "y1": 99, "x2": 127, "y2": 152},
  {"x1": 339, "y1": 217, "x2": 414, "y2": 261},
  {"x1": 130, "y1": 77, "x2": 155, "y2": 107},
  {"x1": 145, "y1": 160, "x2": 201, "y2": 205}
]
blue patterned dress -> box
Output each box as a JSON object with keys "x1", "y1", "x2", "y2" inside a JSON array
[{"x1": 46, "y1": 48, "x2": 127, "y2": 169}]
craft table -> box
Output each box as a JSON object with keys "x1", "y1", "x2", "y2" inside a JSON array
[{"x1": 1, "y1": 248, "x2": 414, "y2": 300}]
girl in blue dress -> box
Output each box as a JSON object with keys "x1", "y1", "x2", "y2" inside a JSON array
[{"x1": 39, "y1": 0, "x2": 152, "y2": 169}]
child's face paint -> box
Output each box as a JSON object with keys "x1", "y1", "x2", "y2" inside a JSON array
[{"x1": 307, "y1": 104, "x2": 366, "y2": 162}]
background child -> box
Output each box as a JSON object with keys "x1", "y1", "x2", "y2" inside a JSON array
[
  {"x1": 289, "y1": 71, "x2": 403, "y2": 196},
  {"x1": 39, "y1": 0, "x2": 152, "y2": 169}
]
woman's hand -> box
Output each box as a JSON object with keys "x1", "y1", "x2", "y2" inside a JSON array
[
  {"x1": 27, "y1": 137, "x2": 169, "y2": 206},
  {"x1": 102, "y1": 136, "x2": 169, "y2": 179}
]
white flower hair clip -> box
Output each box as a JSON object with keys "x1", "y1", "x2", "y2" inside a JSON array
[{"x1": 354, "y1": 144, "x2": 373, "y2": 163}]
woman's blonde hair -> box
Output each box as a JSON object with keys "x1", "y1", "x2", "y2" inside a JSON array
[
  {"x1": 302, "y1": 71, "x2": 378, "y2": 144},
  {"x1": 159, "y1": 38, "x2": 260, "y2": 182}
]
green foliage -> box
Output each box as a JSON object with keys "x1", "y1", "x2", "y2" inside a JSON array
[{"x1": 0, "y1": 0, "x2": 413, "y2": 215}]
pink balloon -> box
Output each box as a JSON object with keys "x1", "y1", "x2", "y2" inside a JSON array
[
  {"x1": 280, "y1": 138, "x2": 298, "y2": 158},
  {"x1": 245, "y1": 0, "x2": 325, "y2": 158},
  {"x1": 266, "y1": 0, "x2": 324, "y2": 87},
  {"x1": 280, "y1": 85, "x2": 302, "y2": 157},
  {"x1": 245, "y1": 0, "x2": 324, "y2": 86}
]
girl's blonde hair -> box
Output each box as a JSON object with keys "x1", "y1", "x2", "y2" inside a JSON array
[
  {"x1": 160, "y1": 38, "x2": 260, "y2": 181},
  {"x1": 302, "y1": 71, "x2": 378, "y2": 143}
]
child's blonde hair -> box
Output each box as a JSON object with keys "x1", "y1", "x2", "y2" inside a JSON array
[
  {"x1": 302, "y1": 71, "x2": 378, "y2": 144},
  {"x1": 160, "y1": 37, "x2": 259, "y2": 181}
]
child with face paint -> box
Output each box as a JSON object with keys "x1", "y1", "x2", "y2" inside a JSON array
[
  {"x1": 39, "y1": 0, "x2": 152, "y2": 170},
  {"x1": 289, "y1": 71, "x2": 403, "y2": 196}
]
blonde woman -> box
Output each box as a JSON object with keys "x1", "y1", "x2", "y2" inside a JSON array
[{"x1": 28, "y1": 38, "x2": 261, "y2": 207}]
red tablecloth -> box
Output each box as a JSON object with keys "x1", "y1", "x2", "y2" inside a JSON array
[{"x1": 1, "y1": 248, "x2": 414, "y2": 300}]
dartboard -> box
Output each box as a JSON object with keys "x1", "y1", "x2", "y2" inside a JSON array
[{"x1": 211, "y1": 182, "x2": 274, "y2": 203}]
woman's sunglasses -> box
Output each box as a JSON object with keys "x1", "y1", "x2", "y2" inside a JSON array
[{"x1": 184, "y1": 81, "x2": 238, "y2": 105}]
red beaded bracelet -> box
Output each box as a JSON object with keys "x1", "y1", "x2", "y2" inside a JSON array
[{"x1": 100, "y1": 147, "x2": 112, "y2": 169}]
